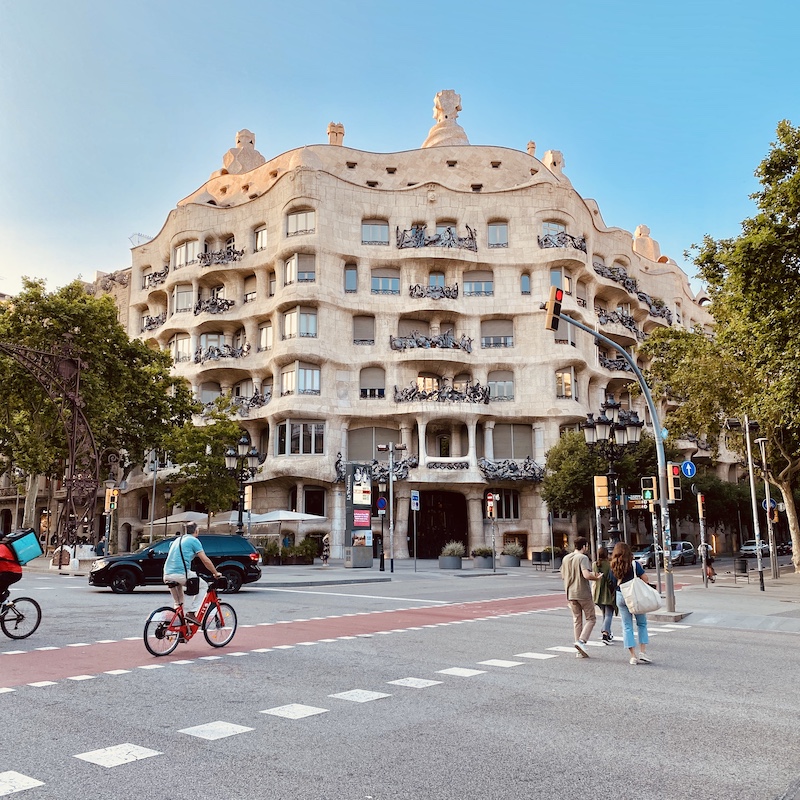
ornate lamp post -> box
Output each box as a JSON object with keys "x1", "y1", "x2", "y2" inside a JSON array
[
  {"x1": 225, "y1": 434, "x2": 262, "y2": 536},
  {"x1": 583, "y1": 396, "x2": 644, "y2": 549},
  {"x1": 376, "y1": 441, "x2": 407, "y2": 573}
]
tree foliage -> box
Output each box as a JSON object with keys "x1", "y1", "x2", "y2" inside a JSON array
[
  {"x1": 161, "y1": 396, "x2": 243, "y2": 518},
  {"x1": 640, "y1": 120, "x2": 800, "y2": 570},
  {"x1": 0, "y1": 279, "x2": 195, "y2": 490}
]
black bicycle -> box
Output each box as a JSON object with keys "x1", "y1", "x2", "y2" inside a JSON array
[{"x1": 1, "y1": 596, "x2": 42, "y2": 639}]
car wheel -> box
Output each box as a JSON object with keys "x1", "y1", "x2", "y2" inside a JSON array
[
  {"x1": 678, "y1": 556, "x2": 685, "y2": 566},
  {"x1": 220, "y1": 568, "x2": 243, "y2": 593},
  {"x1": 110, "y1": 568, "x2": 136, "y2": 594}
]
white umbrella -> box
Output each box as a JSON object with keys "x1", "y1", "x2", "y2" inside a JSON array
[
  {"x1": 257, "y1": 510, "x2": 326, "y2": 523},
  {"x1": 150, "y1": 510, "x2": 208, "y2": 525}
]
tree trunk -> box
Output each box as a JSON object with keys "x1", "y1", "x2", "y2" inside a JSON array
[
  {"x1": 776, "y1": 480, "x2": 800, "y2": 572},
  {"x1": 22, "y1": 474, "x2": 38, "y2": 530}
]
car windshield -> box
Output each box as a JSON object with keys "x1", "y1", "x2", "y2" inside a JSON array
[{"x1": 135, "y1": 538, "x2": 174, "y2": 554}]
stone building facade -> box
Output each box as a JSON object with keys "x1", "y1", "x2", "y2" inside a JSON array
[{"x1": 107, "y1": 90, "x2": 718, "y2": 559}]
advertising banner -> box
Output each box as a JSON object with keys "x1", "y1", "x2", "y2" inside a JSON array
[{"x1": 347, "y1": 462, "x2": 373, "y2": 546}]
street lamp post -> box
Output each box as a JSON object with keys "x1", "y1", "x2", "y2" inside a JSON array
[
  {"x1": 225, "y1": 434, "x2": 262, "y2": 536},
  {"x1": 376, "y1": 441, "x2": 407, "y2": 573},
  {"x1": 378, "y1": 479, "x2": 387, "y2": 572},
  {"x1": 582, "y1": 397, "x2": 644, "y2": 555},
  {"x1": 755, "y1": 437, "x2": 779, "y2": 580},
  {"x1": 726, "y1": 416, "x2": 765, "y2": 591},
  {"x1": 104, "y1": 476, "x2": 116, "y2": 556},
  {"x1": 163, "y1": 485, "x2": 173, "y2": 539}
]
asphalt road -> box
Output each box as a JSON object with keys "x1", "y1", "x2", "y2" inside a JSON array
[{"x1": 2, "y1": 568, "x2": 799, "y2": 800}]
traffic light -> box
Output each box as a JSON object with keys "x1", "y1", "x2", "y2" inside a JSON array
[
  {"x1": 697, "y1": 492, "x2": 706, "y2": 520},
  {"x1": 640, "y1": 476, "x2": 658, "y2": 503},
  {"x1": 667, "y1": 463, "x2": 682, "y2": 502},
  {"x1": 485, "y1": 491, "x2": 496, "y2": 519},
  {"x1": 545, "y1": 285, "x2": 564, "y2": 332},
  {"x1": 109, "y1": 488, "x2": 120, "y2": 511},
  {"x1": 593, "y1": 476, "x2": 610, "y2": 509}
]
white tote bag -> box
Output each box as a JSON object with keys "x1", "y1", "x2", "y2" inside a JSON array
[{"x1": 620, "y1": 575, "x2": 662, "y2": 614}]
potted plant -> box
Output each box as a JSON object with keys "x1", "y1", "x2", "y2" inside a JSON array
[
  {"x1": 499, "y1": 541, "x2": 524, "y2": 567},
  {"x1": 283, "y1": 537, "x2": 317, "y2": 565},
  {"x1": 439, "y1": 540, "x2": 465, "y2": 569},
  {"x1": 543, "y1": 545, "x2": 564, "y2": 569},
  {"x1": 262, "y1": 539, "x2": 281, "y2": 566},
  {"x1": 471, "y1": 546, "x2": 494, "y2": 569}
]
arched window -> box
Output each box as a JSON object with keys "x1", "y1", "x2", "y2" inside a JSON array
[{"x1": 359, "y1": 367, "x2": 385, "y2": 399}]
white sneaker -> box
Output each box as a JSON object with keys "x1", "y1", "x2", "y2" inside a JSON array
[
  {"x1": 638, "y1": 653, "x2": 652, "y2": 664},
  {"x1": 629, "y1": 656, "x2": 638, "y2": 665},
  {"x1": 574, "y1": 640, "x2": 590, "y2": 658}
]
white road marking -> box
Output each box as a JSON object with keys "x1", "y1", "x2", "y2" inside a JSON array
[
  {"x1": 179, "y1": 721, "x2": 253, "y2": 740},
  {"x1": 437, "y1": 667, "x2": 486, "y2": 677},
  {"x1": 388, "y1": 678, "x2": 442, "y2": 688},
  {"x1": 478, "y1": 659, "x2": 523, "y2": 668},
  {"x1": 74, "y1": 743, "x2": 161, "y2": 768},
  {"x1": 514, "y1": 652, "x2": 558, "y2": 660},
  {"x1": 0, "y1": 770, "x2": 44, "y2": 794},
  {"x1": 257, "y1": 588, "x2": 449, "y2": 604},
  {"x1": 329, "y1": 689, "x2": 391, "y2": 703},
  {"x1": 261, "y1": 703, "x2": 328, "y2": 719}
]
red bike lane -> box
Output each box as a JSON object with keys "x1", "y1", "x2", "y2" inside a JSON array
[{"x1": 0, "y1": 593, "x2": 566, "y2": 688}]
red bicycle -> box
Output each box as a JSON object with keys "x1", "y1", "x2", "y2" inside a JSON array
[{"x1": 143, "y1": 576, "x2": 237, "y2": 656}]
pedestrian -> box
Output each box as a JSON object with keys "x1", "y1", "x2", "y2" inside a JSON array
[
  {"x1": 593, "y1": 546, "x2": 616, "y2": 644},
  {"x1": 95, "y1": 535, "x2": 106, "y2": 557},
  {"x1": 163, "y1": 522, "x2": 222, "y2": 625},
  {"x1": 321, "y1": 533, "x2": 330, "y2": 566},
  {"x1": 609, "y1": 542, "x2": 652, "y2": 665},
  {"x1": 560, "y1": 536, "x2": 601, "y2": 658}
]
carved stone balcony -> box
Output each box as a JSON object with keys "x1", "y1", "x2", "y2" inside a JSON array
[
  {"x1": 197, "y1": 247, "x2": 245, "y2": 267},
  {"x1": 409, "y1": 283, "x2": 459, "y2": 300},
  {"x1": 194, "y1": 297, "x2": 235, "y2": 316},
  {"x1": 141, "y1": 312, "x2": 167, "y2": 332},
  {"x1": 390, "y1": 328, "x2": 473, "y2": 353},
  {"x1": 394, "y1": 380, "x2": 489, "y2": 404},
  {"x1": 592, "y1": 261, "x2": 673, "y2": 324},
  {"x1": 142, "y1": 266, "x2": 169, "y2": 290},
  {"x1": 396, "y1": 224, "x2": 477, "y2": 252},
  {"x1": 194, "y1": 343, "x2": 250, "y2": 364},
  {"x1": 478, "y1": 457, "x2": 545, "y2": 482},
  {"x1": 537, "y1": 232, "x2": 587, "y2": 252}
]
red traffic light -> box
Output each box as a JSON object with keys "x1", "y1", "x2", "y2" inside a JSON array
[{"x1": 670, "y1": 464, "x2": 680, "y2": 477}]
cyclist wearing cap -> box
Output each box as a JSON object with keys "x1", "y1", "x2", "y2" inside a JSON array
[{"x1": 163, "y1": 522, "x2": 221, "y2": 625}]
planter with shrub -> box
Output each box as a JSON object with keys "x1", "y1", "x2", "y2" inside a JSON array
[
  {"x1": 499, "y1": 541, "x2": 524, "y2": 567},
  {"x1": 439, "y1": 540, "x2": 465, "y2": 569},
  {"x1": 471, "y1": 546, "x2": 494, "y2": 569}
]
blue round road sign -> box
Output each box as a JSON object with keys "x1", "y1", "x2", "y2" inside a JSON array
[
  {"x1": 761, "y1": 498, "x2": 777, "y2": 511},
  {"x1": 681, "y1": 461, "x2": 697, "y2": 478},
  {"x1": 377, "y1": 497, "x2": 387, "y2": 511}
]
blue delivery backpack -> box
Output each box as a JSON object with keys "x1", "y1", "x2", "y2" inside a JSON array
[{"x1": 2, "y1": 529, "x2": 44, "y2": 565}]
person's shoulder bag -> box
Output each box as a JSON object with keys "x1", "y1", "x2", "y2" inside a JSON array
[
  {"x1": 178, "y1": 535, "x2": 200, "y2": 596},
  {"x1": 619, "y1": 564, "x2": 661, "y2": 614}
]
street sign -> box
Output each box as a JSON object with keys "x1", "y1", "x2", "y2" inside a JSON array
[
  {"x1": 761, "y1": 498, "x2": 777, "y2": 511},
  {"x1": 410, "y1": 490, "x2": 420, "y2": 512},
  {"x1": 377, "y1": 496, "x2": 387, "y2": 516},
  {"x1": 681, "y1": 461, "x2": 697, "y2": 478}
]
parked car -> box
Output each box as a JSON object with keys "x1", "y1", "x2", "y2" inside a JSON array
[
  {"x1": 739, "y1": 539, "x2": 769, "y2": 558},
  {"x1": 633, "y1": 543, "x2": 664, "y2": 569},
  {"x1": 670, "y1": 541, "x2": 697, "y2": 566},
  {"x1": 777, "y1": 541, "x2": 793, "y2": 556},
  {"x1": 88, "y1": 534, "x2": 262, "y2": 593}
]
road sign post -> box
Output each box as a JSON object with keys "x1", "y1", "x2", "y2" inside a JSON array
[{"x1": 410, "y1": 490, "x2": 420, "y2": 573}]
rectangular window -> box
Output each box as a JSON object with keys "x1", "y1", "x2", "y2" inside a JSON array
[
  {"x1": 299, "y1": 311, "x2": 317, "y2": 338},
  {"x1": 173, "y1": 240, "x2": 199, "y2": 268},
  {"x1": 429, "y1": 273, "x2": 445, "y2": 287},
  {"x1": 243, "y1": 275, "x2": 257, "y2": 303},
  {"x1": 488, "y1": 379, "x2": 514, "y2": 400},
  {"x1": 298, "y1": 366, "x2": 321, "y2": 394},
  {"x1": 268, "y1": 272, "x2": 276, "y2": 297},
  {"x1": 283, "y1": 310, "x2": 297, "y2": 340},
  {"x1": 371, "y1": 275, "x2": 400, "y2": 295},
  {"x1": 258, "y1": 324, "x2": 273, "y2": 352},
  {"x1": 174, "y1": 285, "x2": 193, "y2": 313},
  {"x1": 481, "y1": 335, "x2": 513, "y2": 348},
  {"x1": 254, "y1": 227, "x2": 268, "y2": 252},
  {"x1": 464, "y1": 280, "x2": 493, "y2": 296},
  {"x1": 277, "y1": 420, "x2": 325, "y2": 455},
  {"x1": 171, "y1": 335, "x2": 191, "y2": 363},
  {"x1": 244, "y1": 291, "x2": 257, "y2": 303},
  {"x1": 281, "y1": 368, "x2": 296, "y2": 396},
  {"x1": 542, "y1": 221, "x2": 566, "y2": 238},
  {"x1": 287, "y1": 210, "x2": 315, "y2": 236},
  {"x1": 488, "y1": 223, "x2": 508, "y2": 248},
  {"x1": 361, "y1": 221, "x2": 390, "y2": 245},
  {"x1": 284, "y1": 256, "x2": 296, "y2": 285},
  {"x1": 345, "y1": 266, "x2": 358, "y2": 293},
  {"x1": 520, "y1": 274, "x2": 531, "y2": 295},
  {"x1": 555, "y1": 369, "x2": 575, "y2": 399},
  {"x1": 297, "y1": 254, "x2": 315, "y2": 282}
]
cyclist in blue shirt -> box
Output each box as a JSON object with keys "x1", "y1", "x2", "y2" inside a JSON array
[{"x1": 163, "y1": 522, "x2": 221, "y2": 625}]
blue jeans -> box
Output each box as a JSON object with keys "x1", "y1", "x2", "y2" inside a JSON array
[
  {"x1": 599, "y1": 604, "x2": 614, "y2": 633},
  {"x1": 616, "y1": 590, "x2": 649, "y2": 649}
]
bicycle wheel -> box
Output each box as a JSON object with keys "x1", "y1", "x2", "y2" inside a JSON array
[
  {"x1": 143, "y1": 606, "x2": 181, "y2": 656},
  {"x1": 1, "y1": 597, "x2": 42, "y2": 639},
  {"x1": 203, "y1": 602, "x2": 237, "y2": 648}
]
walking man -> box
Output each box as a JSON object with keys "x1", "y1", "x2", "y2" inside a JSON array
[{"x1": 561, "y1": 536, "x2": 600, "y2": 658}]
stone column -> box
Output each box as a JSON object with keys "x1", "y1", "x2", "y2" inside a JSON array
[
  {"x1": 467, "y1": 493, "x2": 486, "y2": 552},
  {"x1": 483, "y1": 421, "x2": 495, "y2": 460},
  {"x1": 393, "y1": 486, "x2": 411, "y2": 559}
]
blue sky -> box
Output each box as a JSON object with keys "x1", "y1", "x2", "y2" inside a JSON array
[{"x1": 1, "y1": 0, "x2": 797, "y2": 296}]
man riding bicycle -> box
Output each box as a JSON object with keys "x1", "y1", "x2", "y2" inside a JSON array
[
  {"x1": 0, "y1": 540, "x2": 22, "y2": 603},
  {"x1": 163, "y1": 522, "x2": 222, "y2": 625}
]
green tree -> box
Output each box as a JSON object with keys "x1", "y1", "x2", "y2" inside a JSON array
[
  {"x1": 0, "y1": 279, "x2": 195, "y2": 525},
  {"x1": 161, "y1": 396, "x2": 243, "y2": 524},
  {"x1": 641, "y1": 120, "x2": 800, "y2": 570}
]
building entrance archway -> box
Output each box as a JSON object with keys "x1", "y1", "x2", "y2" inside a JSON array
[{"x1": 410, "y1": 491, "x2": 468, "y2": 558}]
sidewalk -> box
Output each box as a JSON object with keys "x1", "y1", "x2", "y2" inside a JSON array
[{"x1": 24, "y1": 555, "x2": 800, "y2": 631}]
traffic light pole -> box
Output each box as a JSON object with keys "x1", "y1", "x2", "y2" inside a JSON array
[{"x1": 552, "y1": 312, "x2": 676, "y2": 612}]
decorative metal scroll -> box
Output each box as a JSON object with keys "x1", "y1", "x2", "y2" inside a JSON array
[
  {"x1": 194, "y1": 297, "x2": 235, "y2": 316},
  {"x1": 390, "y1": 328, "x2": 473, "y2": 353},
  {"x1": 142, "y1": 312, "x2": 167, "y2": 332},
  {"x1": 194, "y1": 343, "x2": 251, "y2": 364},
  {"x1": 427, "y1": 461, "x2": 469, "y2": 470},
  {"x1": 409, "y1": 283, "x2": 459, "y2": 300},
  {"x1": 232, "y1": 390, "x2": 271, "y2": 417},
  {"x1": 592, "y1": 261, "x2": 673, "y2": 324},
  {"x1": 394, "y1": 379, "x2": 490, "y2": 404},
  {"x1": 143, "y1": 265, "x2": 169, "y2": 289},
  {"x1": 334, "y1": 452, "x2": 419, "y2": 483},
  {"x1": 596, "y1": 309, "x2": 646, "y2": 341},
  {"x1": 537, "y1": 232, "x2": 587, "y2": 252},
  {"x1": 396, "y1": 224, "x2": 477, "y2": 252},
  {"x1": 682, "y1": 433, "x2": 711, "y2": 452},
  {"x1": 197, "y1": 247, "x2": 245, "y2": 267},
  {"x1": 598, "y1": 353, "x2": 633, "y2": 372},
  {"x1": 478, "y1": 456, "x2": 544, "y2": 482},
  {"x1": 0, "y1": 340, "x2": 99, "y2": 545}
]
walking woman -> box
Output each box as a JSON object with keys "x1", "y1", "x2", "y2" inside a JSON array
[
  {"x1": 592, "y1": 546, "x2": 616, "y2": 643},
  {"x1": 610, "y1": 542, "x2": 652, "y2": 665}
]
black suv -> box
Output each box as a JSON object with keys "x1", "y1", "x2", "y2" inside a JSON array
[{"x1": 88, "y1": 535, "x2": 262, "y2": 594}]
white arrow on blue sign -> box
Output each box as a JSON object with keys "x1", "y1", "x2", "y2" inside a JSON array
[
  {"x1": 761, "y1": 498, "x2": 777, "y2": 511},
  {"x1": 681, "y1": 461, "x2": 697, "y2": 478}
]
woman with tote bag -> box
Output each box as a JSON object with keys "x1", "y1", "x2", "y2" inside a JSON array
[{"x1": 609, "y1": 542, "x2": 653, "y2": 666}]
